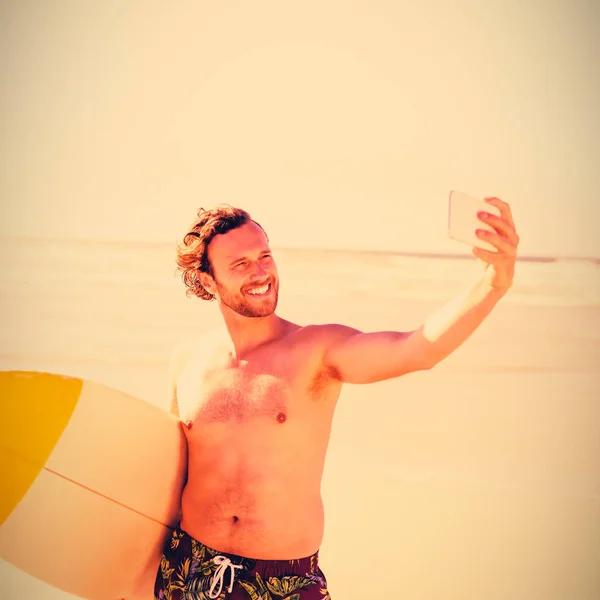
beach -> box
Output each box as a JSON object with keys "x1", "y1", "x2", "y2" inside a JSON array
[{"x1": 1, "y1": 236, "x2": 599, "y2": 599}]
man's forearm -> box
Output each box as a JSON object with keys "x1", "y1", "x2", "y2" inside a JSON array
[{"x1": 415, "y1": 276, "x2": 508, "y2": 368}]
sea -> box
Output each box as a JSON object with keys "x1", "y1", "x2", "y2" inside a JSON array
[{"x1": 1, "y1": 236, "x2": 598, "y2": 370}]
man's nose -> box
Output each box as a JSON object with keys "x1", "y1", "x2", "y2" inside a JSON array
[{"x1": 249, "y1": 261, "x2": 268, "y2": 278}]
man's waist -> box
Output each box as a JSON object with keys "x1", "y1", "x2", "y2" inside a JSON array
[{"x1": 179, "y1": 492, "x2": 324, "y2": 560}]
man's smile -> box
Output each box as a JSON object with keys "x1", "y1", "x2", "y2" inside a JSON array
[{"x1": 244, "y1": 283, "x2": 271, "y2": 296}]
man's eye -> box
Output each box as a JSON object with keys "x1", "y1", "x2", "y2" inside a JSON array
[{"x1": 261, "y1": 254, "x2": 272, "y2": 260}]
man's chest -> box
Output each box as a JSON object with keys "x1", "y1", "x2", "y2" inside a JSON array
[{"x1": 177, "y1": 361, "x2": 292, "y2": 424}]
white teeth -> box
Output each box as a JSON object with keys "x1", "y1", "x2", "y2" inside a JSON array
[{"x1": 247, "y1": 284, "x2": 269, "y2": 295}]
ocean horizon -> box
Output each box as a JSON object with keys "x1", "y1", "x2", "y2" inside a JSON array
[{"x1": 4, "y1": 233, "x2": 599, "y2": 263}]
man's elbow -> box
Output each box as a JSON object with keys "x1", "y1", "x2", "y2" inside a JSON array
[
  {"x1": 377, "y1": 356, "x2": 437, "y2": 381},
  {"x1": 419, "y1": 359, "x2": 437, "y2": 371},
  {"x1": 418, "y1": 351, "x2": 446, "y2": 371},
  {"x1": 407, "y1": 341, "x2": 443, "y2": 372}
]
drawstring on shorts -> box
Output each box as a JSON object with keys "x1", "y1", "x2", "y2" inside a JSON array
[{"x1": 208, "y1": 555, "x2": 243, "y2": 598}]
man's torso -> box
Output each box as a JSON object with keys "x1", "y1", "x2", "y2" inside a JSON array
[{"x1": 174, "y1": 323, "x2": 343, "y2": 559}]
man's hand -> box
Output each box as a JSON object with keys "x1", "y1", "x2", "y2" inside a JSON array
[{"x1": 474, "y1": 197, "x2": 520, "y2": 291}]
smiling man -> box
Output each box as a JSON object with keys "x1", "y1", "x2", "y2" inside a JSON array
[{"x1": 154, "y1": 201, "x2": 519, "y2": 599}]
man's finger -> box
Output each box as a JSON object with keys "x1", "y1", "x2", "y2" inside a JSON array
[
  {"x1": 478, "y1": 212, "x2": 520, "y2": 246},
  {"x1": 476, "y1": 230, "x2": 518, "y2": 257},
  {"x1": 484, "y1": 197, "x2": 516, "y2": 230}
]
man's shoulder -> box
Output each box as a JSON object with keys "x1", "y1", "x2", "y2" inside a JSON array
[
  {"x1": 298, "y1": 322, "x2": 361, "y2": 338},
  {"x1": 293, "y1": 323, "x2": 361, "y2": 350}
]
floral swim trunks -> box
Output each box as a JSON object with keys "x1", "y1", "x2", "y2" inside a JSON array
[{"x1": 154, "y1": 524, "x2": 331, "y2": 599}]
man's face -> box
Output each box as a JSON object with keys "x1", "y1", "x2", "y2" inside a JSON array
[{"x1": 205, "y1": 222, "x2": 280, "y2": 318}]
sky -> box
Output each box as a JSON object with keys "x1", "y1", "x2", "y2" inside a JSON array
[{"x1": 1, "y1": 0, "x2": 598, "y2": 258}]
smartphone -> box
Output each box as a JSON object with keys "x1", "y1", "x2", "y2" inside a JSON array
[{"x1": 448, "y1": 190, "x2": 501, "y2": 252}]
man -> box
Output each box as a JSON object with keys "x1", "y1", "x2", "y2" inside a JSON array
[{"x1": 155, "y1": 199, "x2": 519, "y2": 599}]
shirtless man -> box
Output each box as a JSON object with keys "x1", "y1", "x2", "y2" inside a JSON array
[{"x1": 154, "y1": 200, "x2": 519, "y2": 599}]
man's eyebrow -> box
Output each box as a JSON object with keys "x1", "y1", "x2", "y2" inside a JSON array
[
  {"x1": 228, "y1": 249, "x2": 271, "y2": 266},
  {"x1": 228, "y1": 255, "x2": 247, "y2": 266}
]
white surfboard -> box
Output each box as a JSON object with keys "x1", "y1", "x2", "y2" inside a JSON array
[{"x1": 0, "y1": 370, "x2": 187, "y2": 600}]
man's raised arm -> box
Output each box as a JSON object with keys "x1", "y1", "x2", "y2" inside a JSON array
[{"x1": 323, "y1": 197, "x2": 520, "y2": 384}]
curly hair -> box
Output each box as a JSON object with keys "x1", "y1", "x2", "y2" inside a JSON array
[{"x1": 176, "y1": 205, "x2": 265, "y2": 300}]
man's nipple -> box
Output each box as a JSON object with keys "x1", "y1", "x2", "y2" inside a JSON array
[
  {"x1": 276, "y1": 412, "x2": 287, "y2": 424},
  {"x1": 185, "y1": 420, "x2": 193, "y2": 429}
]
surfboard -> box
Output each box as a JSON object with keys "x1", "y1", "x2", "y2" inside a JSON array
[{"x1": 0, "y1": 370, "x2": 187, "y2": 600}]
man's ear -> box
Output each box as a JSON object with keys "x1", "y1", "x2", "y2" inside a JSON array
[{"x1": 198, "y1": 271, "x2": 217, "y2": 298}]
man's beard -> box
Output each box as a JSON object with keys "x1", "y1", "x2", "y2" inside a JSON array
[{"x1": 214, "y1": 278, "x2": 279, "y2": 318}]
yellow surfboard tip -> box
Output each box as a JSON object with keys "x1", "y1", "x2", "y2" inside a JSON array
[{"x1": 0, "y1": 371, "x2": 83, "y2": 525}]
